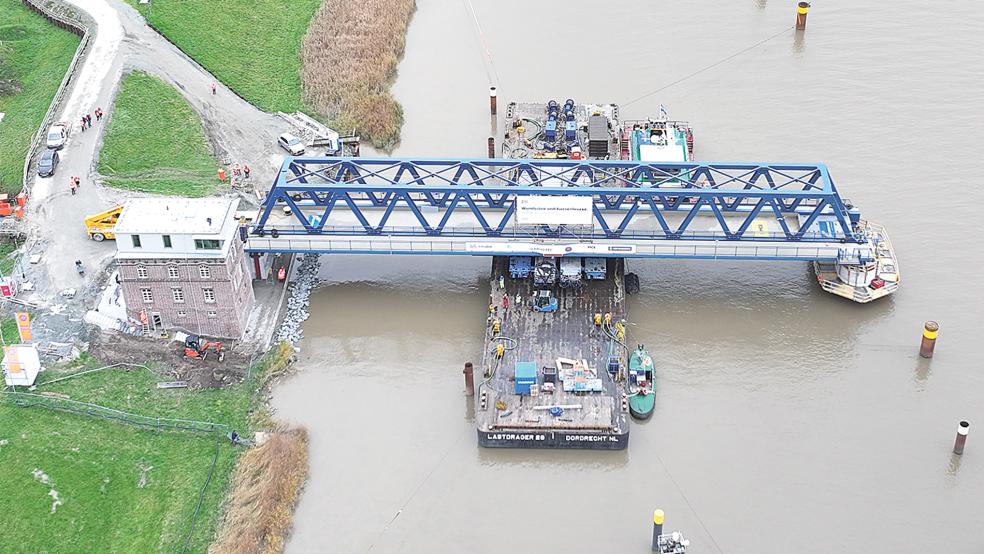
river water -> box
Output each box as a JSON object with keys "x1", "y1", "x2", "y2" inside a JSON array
[{"x1": 272, "y1": 1, "x2": 984, "y2": 552}]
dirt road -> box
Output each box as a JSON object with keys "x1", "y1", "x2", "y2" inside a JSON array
[{"x1": 22, "y1": 0, "x2": 289, "y2": 343}]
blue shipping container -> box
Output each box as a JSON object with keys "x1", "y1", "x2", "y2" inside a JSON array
[{"x1": 514, "y1": 362, "x2": 537, "y2": 394}]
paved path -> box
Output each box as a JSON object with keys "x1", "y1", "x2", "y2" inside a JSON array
[{"x1": 22, "y1": 0, "x2": 289, "y2": 342}]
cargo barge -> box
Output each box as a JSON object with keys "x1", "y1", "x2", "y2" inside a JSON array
[{"x1": 476, "y1": 256, "x2": 630, "y2": 449}]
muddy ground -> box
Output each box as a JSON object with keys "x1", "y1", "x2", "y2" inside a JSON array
[{"x1": 88, "y1": 331, "x2": 250, "y2": 389}]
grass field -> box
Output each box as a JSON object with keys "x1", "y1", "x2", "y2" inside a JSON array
[
  {"x1": 99, "y1": 71, "x2": 218, "y2": 196},
  {"x1": 0, "y1": 239, "x2": 21, "y2": 274},
  {"x1": 126, "y1": 0, "x2": 320, "y2": 114},
  {"x1": 0, "y1": 0, "x2": 80, "y2": 194},
  {"x1": 0, "y1": 343, "x2": 256, "y2": 553}
]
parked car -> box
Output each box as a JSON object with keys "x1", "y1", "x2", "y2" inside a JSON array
[
  {"x1": 46, "y1": 123, "x2": 68, "y2": 149},
  {"x1": 37, "y1": 149, "x2": 59, "y2": 177},
  {"x1": 277, "y1": 133, "x2": 306, "y2": 156}
]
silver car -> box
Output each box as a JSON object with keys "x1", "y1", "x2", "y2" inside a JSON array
[
  {"x1": 277, "y1": 133, "x2": 305, "y2": 156},
  {"x1": 46, "y1": 123, "x2": 67, "y2": 149}
]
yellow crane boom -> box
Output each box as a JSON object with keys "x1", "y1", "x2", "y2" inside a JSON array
[{"x1": 84, "y1": 205, "x2": 123, "y2": 241}]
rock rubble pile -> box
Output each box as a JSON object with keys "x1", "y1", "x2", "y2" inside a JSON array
[{"x1": 276, "y1": 254, "x2": 321, "y2": 344}]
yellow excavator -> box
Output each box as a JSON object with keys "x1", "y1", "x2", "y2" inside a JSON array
[{"x1": 84, "y1": 206, "x2": 123, "y2": 241}]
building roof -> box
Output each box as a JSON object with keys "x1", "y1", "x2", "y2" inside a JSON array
[{"x1": 115, "y1": 198, "x2": 238, "y2": 235}]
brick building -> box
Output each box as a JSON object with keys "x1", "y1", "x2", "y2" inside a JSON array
[{"x1": 115, "y1": 198, "x2": 254, "y2": 338}]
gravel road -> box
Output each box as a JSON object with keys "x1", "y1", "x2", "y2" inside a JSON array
[{"x1": 21, "y1": 0, "x2": 293, "y2": 344}]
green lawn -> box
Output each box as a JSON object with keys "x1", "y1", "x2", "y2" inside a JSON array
[
  {"x1": 0, "y1": 345, "x2": 260, "y2": 553},
  {"x1": 126, "y1": 0, "x2": 321, "y2": 114},
  {"x1": 1, "y1": 316, "x2": 17, "y2": 346},
  {"x1": 0, "y1": 0, "x2": 80, "y2": 194},
  {"x1": 99, "y1": 71, "x2": 219, "y2": 196},
  {"x1": 0, "y1": 406, "x2": 236, "y2": 553},
  {"x1": 0, "y1": 239, "x2": 21, "y2": 275}
]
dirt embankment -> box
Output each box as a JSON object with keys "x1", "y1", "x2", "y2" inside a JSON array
[
  {"x1": 300, "y1": 0, "x2": 416, "y2": 150},
  {"x1": 88, "y1": 331, "x2": 248, "y2": 389}
]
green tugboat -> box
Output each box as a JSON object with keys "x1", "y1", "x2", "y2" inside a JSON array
[{"x1": 628, "y1": 345, "x2": 655, "y2": 420}]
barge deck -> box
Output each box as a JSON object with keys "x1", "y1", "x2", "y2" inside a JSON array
[{"x1": 476, "y1": 257, "x2": 630, "y2": 449}]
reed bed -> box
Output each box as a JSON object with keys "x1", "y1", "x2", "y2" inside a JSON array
[
  {"x1": 300, "y1": 0, "x2": 416, "y2": 150},
  {"x1": 210, "y1": 426, "x2": 309, "y2": 554}
]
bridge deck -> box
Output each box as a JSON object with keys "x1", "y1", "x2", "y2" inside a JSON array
[
  {"x1": 246, "y1": 234, "x2": 866, "y2": 261},
  {"x1": 247, "y1": 207, "x2": 871, "y2": 260}
]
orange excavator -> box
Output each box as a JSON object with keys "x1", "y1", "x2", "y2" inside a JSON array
[{"x1": 183, "y1": 334, "x2": 225, "y2": 362}]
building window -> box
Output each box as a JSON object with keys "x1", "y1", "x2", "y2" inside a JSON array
[
  {"x1": 167, "y1": 265, "x2": 179, "y2": 279},
  {"x1": 172, "y1": 287, "x2": 184, "y2": 303},
  {"x1": 203, "y1": 287, "x2": 215, "y2": 303},
  {"x1": 140, "y1": 288, "x2": 153, "y2": 303},
  {"x1": 176, "y1": 310, "x2": 187, "y2": 317},
  {"x1": 195, "y1": 239, "x2": 222, "y2": 250},
  {"x1": 199, "y1": 265, "x2": 211, "y2": 279},
  {"x1": 131, "y1": 235, "x2": 142, "y2": 248},
  {"x1": 207, "y1": 310, "x2": 218, "y2": 318},
  {"x1": 137, "y1": 266, "x2": 148, "y2": 279},
  {"x1": 163, "y1": 235, "x2": 172, "y2": 248}
]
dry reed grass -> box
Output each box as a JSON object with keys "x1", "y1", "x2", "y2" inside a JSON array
[
  {"x1": 210, "y1": 426, "x2": 309, "y2": 554},
  {"x1": 300, "y1": 0, "x2": 416, "y2": 150}
]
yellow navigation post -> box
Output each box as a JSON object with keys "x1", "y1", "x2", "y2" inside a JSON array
[
  {"x1": 795, "y1": 2, "x2": 810, "y2": 30},
  {"x1": 652, "y1": 509, "x2": 665, "y2": 551},
  {"x1": 919, "y1": 321, "x2": 938, "y2": 358}
]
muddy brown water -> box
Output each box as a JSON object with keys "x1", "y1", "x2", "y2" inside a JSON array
[{"x1": 272, "y1": 1, "x2": 984, "y2": 552}]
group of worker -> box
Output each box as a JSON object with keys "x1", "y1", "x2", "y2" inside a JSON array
[
  {"x1": 78, "y1": 107, "x2": 103, "y2": 131},
  {"x1": 231, "y1": 163, "x2": 251, "y2": 179},
  {"x1": 220, "y1": 163, "x2": 252, "y2": 188},
  {"x1": 488, "y1": 273, "x2": 529, "y2": 325}
]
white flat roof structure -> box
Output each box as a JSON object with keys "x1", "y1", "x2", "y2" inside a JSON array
[
  {"x1": 115, "y1": 198, "x2": 237, "y2": 235},
  {"x1": 115, "y1": 197, "x2": 241, "y2": 259},
  {"x1": 638, "y1": 138, "x2": 688, "y2": 163}
]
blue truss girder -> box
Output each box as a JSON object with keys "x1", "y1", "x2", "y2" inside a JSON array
[
  {"x1": 254, "y1": 157, "x2": 863, "y2": 244},
  {"x1": 276, "y1": 157, "x2": 836, "y2": 191}
]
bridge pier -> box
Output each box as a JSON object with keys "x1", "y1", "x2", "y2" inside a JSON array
[{"x1": 252, "y1": 253, "x2": 261, "y2": 279}]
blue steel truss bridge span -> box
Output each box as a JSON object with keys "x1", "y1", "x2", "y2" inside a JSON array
[{"x1": 245, "y1": 157, "x2": 898, "y2": 302}]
